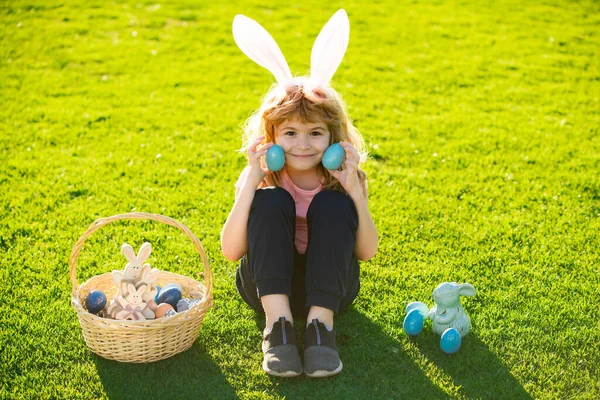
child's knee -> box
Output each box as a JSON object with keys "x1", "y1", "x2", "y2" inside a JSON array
[
  {"x1": 308, "y1": 190, "x2": 356, "y2": 219},
  {"x1": 252, "y1": 187, "x2": 295, "y2": 214}
]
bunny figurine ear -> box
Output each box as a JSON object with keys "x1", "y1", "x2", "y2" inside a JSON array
[
  {"x1": 309, "y1": 9, "x2": 350, "y2": 87},
  {"x1": 233, "y1": 14, "x2": 293, "y2": 85}
]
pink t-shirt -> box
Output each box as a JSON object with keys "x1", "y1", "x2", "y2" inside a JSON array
[{"x1": 234, "y1": 167, "x2": 322, "y2": 254}]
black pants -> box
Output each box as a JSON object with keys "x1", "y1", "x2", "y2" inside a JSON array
[{"x1": 236, "y1": 187, "x2": 360, "y2": 317}]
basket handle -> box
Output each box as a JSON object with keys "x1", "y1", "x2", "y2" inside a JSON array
[{"x1": 69, "y1": 212, "x2": 213, "y2": 297}]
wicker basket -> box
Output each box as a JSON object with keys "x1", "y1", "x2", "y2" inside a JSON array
[{"x1": 69, "y1": 212, "x2": 213, "y2": 363}]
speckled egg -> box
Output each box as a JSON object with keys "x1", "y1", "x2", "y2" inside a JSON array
[
  {"x1": 85, "y1": 290, "x2": 107, "y2": 315},
  {"x1": 177, "y1": 298, "x2": 200, "y2": 312},
  {"x1": 322, "y1": 143, "x2": 345, "y2": 170},
  {"x1": 156, "y1": 286, "x2": 182, "y2": 308}
]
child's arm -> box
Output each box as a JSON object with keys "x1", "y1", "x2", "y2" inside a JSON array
[
  {"x1": 220, "y1": 179, "x2": 258, "y2": 261},
  {"x1": 348, "y1": 181, "x2": 378, "y2": 261},
  {"x1": 328, "y1": 142, "x2": 378, "y2": 261},
  {"x1": 221, "y1": 137, "x2": 274, "y2": 261}
]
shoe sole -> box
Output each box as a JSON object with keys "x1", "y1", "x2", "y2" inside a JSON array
[
  {"x1": 304, "y1": 361, "x2": 343, "y2": 378},
  {"x1": 262, "y1": 361, "x2": 302, "y2": 378}
]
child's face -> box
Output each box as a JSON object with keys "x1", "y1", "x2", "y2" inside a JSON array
[{"x1": 275, "y1": 118, "x2": 331, "y2": 172}]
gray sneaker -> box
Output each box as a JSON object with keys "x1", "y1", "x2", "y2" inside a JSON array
[
  {"x1": 303, "y1": 319, "x2": 343, "y2": 378},
  {"x1": 262, "y1": 317, "x2": 303, "y2": 377}
]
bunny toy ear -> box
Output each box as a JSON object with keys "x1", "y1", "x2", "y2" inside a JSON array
[
  {"x1": 232, "y1": 14, "x2": 293, "y2": 85},
  {"x1": 137, "y1": 242, "x2": 152, "y2": 263},
  {"x1": 121, "y1": 243, "x2": 137, "y2": 263},
  {"x1": 309, "y1": 9, "x2": 350, "y2": 87}
]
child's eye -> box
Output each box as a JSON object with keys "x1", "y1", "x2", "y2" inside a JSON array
[
  {"x1": 285, "y1": 131, "x2": 296, "y2": 136},
  {"x1": 310, "y1": 131, "x2": 322, "y2": 136}
]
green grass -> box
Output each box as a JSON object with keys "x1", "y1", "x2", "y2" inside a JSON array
[{"x1": 1, "y1": 0, "x2": 599, "y2": 398}]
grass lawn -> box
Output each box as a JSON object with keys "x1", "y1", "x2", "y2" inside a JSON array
[{"x1": 1, "y1": 0, "x2": 599, "y2": 398}]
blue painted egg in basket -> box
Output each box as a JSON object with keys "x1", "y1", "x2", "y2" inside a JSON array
[
  {"x1": 85, "y1": 290, "x2": 107, "y2": 315},
  {"x1": 322, "y1": 143, "x2": 345, "y2": 170},
  {"x1": 403, "y1": 308, "x2": 424, "y2": 336},
  {"x1": 154, "y1": 286, "x2": 162, "y2": 302},
  {"x1": 266, "y1": 144, "x2": 285, "y2": 172},
  {"x1": 156, "y1": 286, "x2": 182, "y2": 308},
  {"x1": 440, "y1": 327, "x2": 462, "y2": 354}
]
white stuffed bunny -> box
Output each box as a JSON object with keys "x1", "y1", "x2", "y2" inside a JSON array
[
  {"x1": 232, "y1": 9, "x2": 350, "y2": 89},
  {"x1": 429, "y1": 282, "x2": 476, "y2": 337},
  {"x1": 111, "y1": 242, "x2": 152, "y2": 286}
]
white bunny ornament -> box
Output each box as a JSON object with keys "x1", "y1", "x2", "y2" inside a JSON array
[
  {"x1": 429, "y1": 282, "x2": 476, "y2": 337},
  {"x1": 111, "y1": 242, "x2": 152, "y2": 286},
  {"x1": 107, "y1": 283, "x2": 148, "y2": 321},
  {"x1": 232, "y1": 9, "x2": 350, "y2": 89}
]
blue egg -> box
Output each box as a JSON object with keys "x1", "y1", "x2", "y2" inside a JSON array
[
  {"x1": 403, "y1": 308, "x2": 424, "y2": 336},
  {"x1": 440, "y1": 327, "x2": 462, "y2": 354},
  {"x1": 266, "y1": 144, "x2": 285, "y2": 171},
  {"x1": 405, "y1": 301, "x2": 429, "y2": 320},
  {"x1": 154, "y1": 286, "x2": 162, "y2": 302},
  {"x1": 85, "y1": 290, "x2": 107, "y2": 315},
  {"x1": 322, "y1": 143, "x2": 345, "y2": 170},
  {"x1": 156, "y1": 286, "x2": 182, "y2": 308}
]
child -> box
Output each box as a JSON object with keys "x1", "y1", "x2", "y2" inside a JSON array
[{"x1": 221, "y1": 9, "x2": 378, "y2": 378}]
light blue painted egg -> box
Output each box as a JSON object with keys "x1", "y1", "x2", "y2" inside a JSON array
[
  {"x1": 154, "y1": 286, "x2": 162, "y2": 302},
  {"x1": 440, "y1": 327, "x2": 462, "y2": 354},
  {"x1": 156, "y1": 286, "x2": 183, "y2": 308},
  {"x1": 403, "y1": 308, "x2": 424, "y2": 336},
  {"x1": 405, "y1": 301, "x2": 429, "y2": 320},
  {"x1": 266, "y1": 144, "x2": 285, "y2": 171},
  {"x1": 322, "y1": 143, "x2": 345, "y2": 170}
]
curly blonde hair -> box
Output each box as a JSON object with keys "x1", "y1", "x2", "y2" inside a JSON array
[{"x1": 241, "y1": 78, "x2": 368, "y2": 193}]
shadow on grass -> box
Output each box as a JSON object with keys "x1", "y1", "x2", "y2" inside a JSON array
[
  {"x1": 257, "y1": 309, "x2": 449, "y2": 399},
  {"x1": 256, "y1": 310, "x2": 531, "y2": 399},
  {"x1": 93, "y1": 341, "x2": 236, "y2": 400},
  {"x1": 414, "y1": 331, "x2": 532, "y2": 399}
]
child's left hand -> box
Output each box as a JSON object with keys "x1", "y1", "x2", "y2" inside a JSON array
[{"x1": 326, "y1": 142, "x2": 361, "y2": 196}]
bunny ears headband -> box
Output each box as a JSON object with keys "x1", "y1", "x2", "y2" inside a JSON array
[{"x1": 232, "y1": 9, "x2": 350, "y2": 88}]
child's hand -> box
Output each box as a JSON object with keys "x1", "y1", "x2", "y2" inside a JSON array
[
  {"x1": 246, "y1": 136, "x2": 274, "y2": 187},
  {"x1": 326, "y1": 141, "x2": 361, "y2": 196}
]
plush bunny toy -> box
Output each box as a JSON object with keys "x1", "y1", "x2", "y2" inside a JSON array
[{"x1": 429, "y1": 282, "x2": 476, "y2": 337}]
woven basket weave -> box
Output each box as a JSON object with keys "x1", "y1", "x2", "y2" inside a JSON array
[{"x1": 69, "y1": 212, "x2": 213, "y2": 363}]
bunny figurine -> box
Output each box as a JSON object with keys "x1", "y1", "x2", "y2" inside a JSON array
[
  {"x1": 429, "y1": 282, "x2": 476, "y2": 337},
  {"x1": 111, "y1": 283, "x2": 148, "y2": 321},
  {"x1": 111, "y1": 242, "x2": 152, "y2": 286}
]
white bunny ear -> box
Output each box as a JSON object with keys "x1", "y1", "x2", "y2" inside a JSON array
[
  {"x1": 121, "y1": 244, "x2": 137, "y2": 263},
  {"x1": 309, "y1": 9, "x2": 350, "y2": 87},
  {"x1": 232, "y1": 14, "x2": 293, "y2": 84},
  {"x1": 137, "y1": 242, "x2": 152, "y2": 263}
]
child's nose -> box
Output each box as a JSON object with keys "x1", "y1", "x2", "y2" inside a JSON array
[{"x1": 297, "y1": 136, "x2": 311, "y2": 149}]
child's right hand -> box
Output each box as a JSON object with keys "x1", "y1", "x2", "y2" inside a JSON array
[{"x1": 246, "y1": 136, "x2": 275, "y2": 187}]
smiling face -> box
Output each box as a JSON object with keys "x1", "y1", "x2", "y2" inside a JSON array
[{"x1": 275, "y1": 118, "x2": 331, "y2": 172}]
